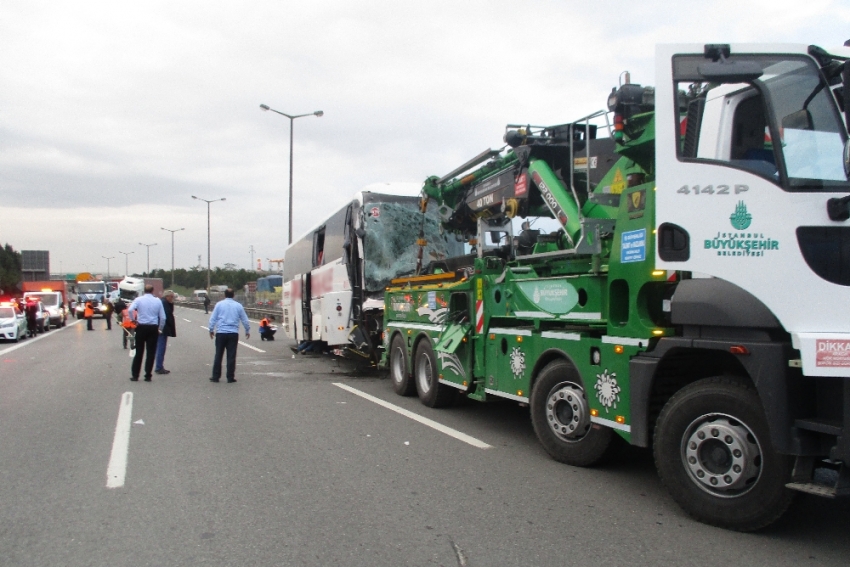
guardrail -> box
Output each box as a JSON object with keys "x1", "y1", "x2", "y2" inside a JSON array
[{"x1": 178, "y1": 300, "x2": 283, "y2": 322}]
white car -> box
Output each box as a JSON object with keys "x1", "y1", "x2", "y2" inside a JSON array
[
  {"x1": 22, "y1": 299, "x2": 50, "y2": 333},
  {"x1": 22, "y1": 291, "x2": 67, "y2": 328},
  {"x1": 0, "y1": 303, "x2": 28, "y2": 342}
]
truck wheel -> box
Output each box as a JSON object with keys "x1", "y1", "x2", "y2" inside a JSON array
[
  {"x1": 414, "y1": 339, "x2": 455, "y2": 408},
  {"x1": 390, "y1": 334, "x2": 415, "y2": 396},
  {"x1": 530, "y1": 359, "x2": 614, "y2": 466},
  {"x1": 653, "y1": 376, "x2": 794, "y2": 531}
]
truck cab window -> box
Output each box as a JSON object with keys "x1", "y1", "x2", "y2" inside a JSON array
[{"x1": 675, "y1": 54, "x2": 849, "y2": 192}]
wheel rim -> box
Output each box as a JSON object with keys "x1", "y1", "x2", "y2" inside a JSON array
[
  {"x1": 391, "y1": 345, "x2": 405, "y2": 385},
  {"x1": 544, "y1": 382, "x2": 591, "y2": 442},
  {"x1": 416, "y1": 351, "x2": 433, "y2": 395},
  {"x1": 680, "y1": 413, "x2": 763, "y2": 498}
]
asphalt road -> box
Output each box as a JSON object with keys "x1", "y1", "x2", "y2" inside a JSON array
[{"x1": 1, "y1": 305, "x2": 848, "y2": 566}]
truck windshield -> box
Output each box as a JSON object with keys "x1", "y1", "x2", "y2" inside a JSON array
[
  {"x1": 77, "y1": 283, "x2": 104, "y2": 293},
  {"x1": 362, "y1": 200, "x2": 463, "y2": 292},
  {"x1": 26, "y1": 293, "x2": 58, "y2": 306},
  {"x1": 675, "y1": 54, "x2": 849, "y2": 191}
]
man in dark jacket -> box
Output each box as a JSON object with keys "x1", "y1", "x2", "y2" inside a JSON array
[{"x1": 154, "y1": 290, "x2": 177, "y2": 375}]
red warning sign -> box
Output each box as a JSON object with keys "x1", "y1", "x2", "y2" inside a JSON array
[
  {"x1": 816, "y1": 339, "x2": 850, "y2": 367},
  {"x1": 514, "y1": 173, "x2": 527, "y2": 197}
]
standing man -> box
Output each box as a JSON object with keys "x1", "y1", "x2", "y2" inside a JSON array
[
  {"x1": 154, "y1": 290, "x2": 177, "y2": 375},
  {"x1": 103, "y1": 298, "x2": 113, "y2": 330},
  {"x1": 203, "y1": 294, "x2": 211, "y2": 314},
  {"x1": 84, "y1": 301, "x2": 95, "y2": 331},
  {"x1": 208, "y1": 288, "x2": 250, "y2": 383},
  {"x1": 128, "y1": 284, "x2": 165, "y2": 382}
]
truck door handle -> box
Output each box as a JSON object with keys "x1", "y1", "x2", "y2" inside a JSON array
[{"x1": 827, "y1": 195, "x2": 850, "y2": 221}]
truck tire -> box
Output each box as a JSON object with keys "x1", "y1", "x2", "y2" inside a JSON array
[
  {"x1": 414, "y1": 339, "x2": 456, "y2": 408},
  {"x1": 653, "y1": 376, "x2": 794, "y2": 531},
  {"x1": 530, "y1": 359, "x2": 614, "y2": 466},
  {"x1": 390, "y1": 334, "x2": 415, "y2": 396}
]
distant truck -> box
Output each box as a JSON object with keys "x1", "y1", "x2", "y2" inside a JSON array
[
  {"x1": 73, "y1": 280, "x2": 109, "y2": 318},
  {"x1": 20, "y1": 281, "x2": 68, "y2": 327},
  {"x1": 118, "y1": 277, "x2": 145, "y2": 302},
  {"x1": 118, "y1": 277, "x2": 164, "y2": 302}
]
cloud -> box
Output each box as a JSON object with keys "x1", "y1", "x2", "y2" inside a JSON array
[{"x1": 1, "y1": 0, "x2": 848, "y2": 272}]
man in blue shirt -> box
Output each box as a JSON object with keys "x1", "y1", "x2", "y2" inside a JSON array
[
  {"x1": 208, "y1": 288, "x2": 250, "y2": 383},
  {"x1": 128, "y1": 284, "x2": 166, "y2": 381}
]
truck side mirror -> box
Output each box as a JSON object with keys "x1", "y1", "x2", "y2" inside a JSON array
[{"x1": 782, "y1": 109, "x2": 814, "y2": 131}]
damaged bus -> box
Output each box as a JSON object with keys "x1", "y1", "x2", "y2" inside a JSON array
[{"x1": 282, "y1": 191, "x2": 463, "y2": 364}]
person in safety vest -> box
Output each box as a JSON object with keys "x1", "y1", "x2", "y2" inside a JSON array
[
  {"x1": 121, "y1": 305, "x2": 137, "y2": 350},
  {"x1": 259, "y1": 315, "x2": 276, "y2": 341},
  {"x1": 84, "y1": 301, "x2": 95, "y2": 331}
]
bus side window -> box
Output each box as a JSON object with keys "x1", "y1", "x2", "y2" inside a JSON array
[{"x1": 313, "y1": 227, "x2": 326, "y2": 267}]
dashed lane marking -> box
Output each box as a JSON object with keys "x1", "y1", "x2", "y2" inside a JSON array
[
  {"x1": 332, "y1": 383, "x2": 492, "y2": 449},
  {"x1": 106, "y1": 392, "x2": 133, "y2": 488}
]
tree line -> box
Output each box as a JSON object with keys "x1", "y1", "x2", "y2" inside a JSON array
[
  {"x1": 0, "y1": 244, "x2": 22, "y2": 295},
  {"x1": 142, "y1": 264, "x2": 271, "y2": 291}
]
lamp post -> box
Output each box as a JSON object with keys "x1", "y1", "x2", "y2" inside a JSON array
[
  {"x1": 102, "y1": 256, "x2": 114, "y2": 279},
  {"x1": 161, "y1": 227, "x2": 185, "y2": 288},
  {"x1": 259, "y1": 104, "x2": 323, "y2": 244},
  {"x1": 139, "y1": 242, "x2": 157, "y2": 275},
  {"x1": 119, "y1": 251, "x2": 134, "y2": 276},
  {"x1": 191, "y1": 196, "x2": 226, "y2": 293}
]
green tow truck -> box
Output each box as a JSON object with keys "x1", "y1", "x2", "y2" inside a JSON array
[{"x1": 382, "y1": 42, "x2": 850, "y2": 530}]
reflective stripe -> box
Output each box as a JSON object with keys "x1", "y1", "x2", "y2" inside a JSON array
[
  {"x1": 488, "y1": 328, "x2": 532, "y2": 336},
  {"x1": 560, "y1": 312, "x2": 602, "y2": 320},
  {"x1": 591, "y1": 415, "x2": 631, "y2": 433},
  {"x1": 541, "y1": 331, "x2": 581, "y2": 341},
  {"x1": 387, "y1": 322, "x2": 443, "y2": 332},
  {"x1": 514, "y1": 311, "x2": 555, "y2": 319},
  {"x1": 601, "y1": 335, "x2": 647, "y2": 347},
  {"x1": 485, "y1": 388, "x2": 529, "y2": 403}
]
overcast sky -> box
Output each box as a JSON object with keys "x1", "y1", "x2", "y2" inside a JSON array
[{"x1": 2, "y1": 1, "x2": 848, "y2": 276}]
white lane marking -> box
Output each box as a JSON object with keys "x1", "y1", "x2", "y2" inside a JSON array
[
  {"x1": 106, "y1": 392, "x2": 134, "y2": 488},
  {"x1": 200, "y1": 325, "x2": 209, "y2": 330},
  {"x1": 239, "y1": 341, "x2": 265, "y2": 353},
  {"x1": 182, "y1": 318, "x2": 192, "y2": 322},
  {"x1": 332, "y1": 383, "x2": 492, "y2": 449},
  {"x1": 0, "y1": 318, "x2": 82, "y2": 356}
]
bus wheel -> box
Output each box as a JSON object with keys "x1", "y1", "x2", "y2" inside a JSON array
[
  {"x1": 414, "y1": 339, "x2": 455, "y2": 408},
  {"x1": 530, "y1": 360, "x2": 613, "y2": 467},
  {"x1": 389, "y1": 334, "x2": 415, "y2": 396},
  {"x1": 653, "y1": 376, "x2": 794, "y2": 531}
]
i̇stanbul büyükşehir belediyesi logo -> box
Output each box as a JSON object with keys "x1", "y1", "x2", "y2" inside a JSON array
[
  {"x1": 703, "y1": 201, "x2": 779, "y2": 257},
  {"x1": 730, "y1": 200, "x2": 752, "y2": 230}
]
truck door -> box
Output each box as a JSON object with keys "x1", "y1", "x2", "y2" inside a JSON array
[{"x1": 655, "y1": 44, "x2": 850, "y2": 377}]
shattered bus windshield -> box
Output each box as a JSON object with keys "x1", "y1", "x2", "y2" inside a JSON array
[{"x1": 362, "y1": 200, "x2": 462, "y2": 292}]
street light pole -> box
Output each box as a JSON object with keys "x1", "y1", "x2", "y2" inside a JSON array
[
  {"x1": 161, "y1": 227, "x2": 185, "y2": 288},
  {"x1": 259, "y1": 104, "x2": 323, "y2": 244},
  {"x1": 139, "y1": 242, "x2": 157, "y2": 274},
  {"x1": 119, "y1": 251, "x2": 134, "y2": 276},
  {"x1": 102, "y1": 256, "x2": 114, "y2": 279},
  {"x1": 191, "y1": 196, "x2": 226, "y2": 293}
]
